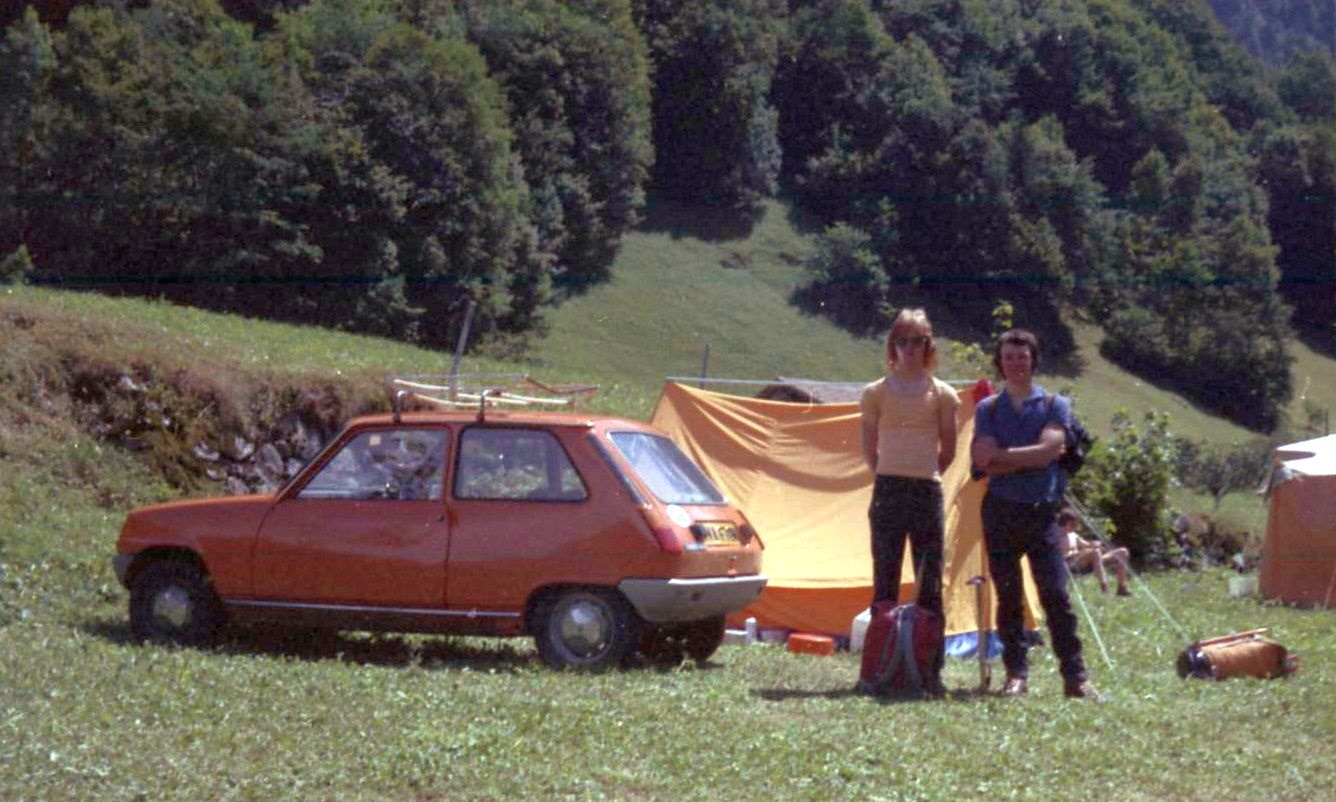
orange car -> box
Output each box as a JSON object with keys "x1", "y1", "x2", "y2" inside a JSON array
[{"x1": 112, "y1": 409, "x2": 766, "y2": 668}]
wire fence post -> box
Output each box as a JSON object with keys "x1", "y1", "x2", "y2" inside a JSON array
[{"x1": 699, "y1": 343, "x2": 710, "y2": 389}]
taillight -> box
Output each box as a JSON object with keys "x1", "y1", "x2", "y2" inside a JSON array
[
  {"x1": 639, "y1": 508, "x2": 683, "y2": 555},
  {"x1": 738, "y1": 512, "x2": 763, "y2": 548}
]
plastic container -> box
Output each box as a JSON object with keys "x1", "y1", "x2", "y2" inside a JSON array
[
  {"x1": 850, "y1": 607, "x2": 872, "y2": 654},
  {"x1": 1227, "y1": 576, "x2": 1257, "y2": 598}
]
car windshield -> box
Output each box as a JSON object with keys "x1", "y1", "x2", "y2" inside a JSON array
[{"x1": 608, "y1": 431, "x2": 725, "y2": 505}]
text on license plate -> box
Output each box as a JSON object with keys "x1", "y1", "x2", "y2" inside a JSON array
[{"x1": 695, "y1": 522, "x2": 738, "y2": 545}]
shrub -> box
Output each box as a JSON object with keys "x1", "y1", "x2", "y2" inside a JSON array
[
  {"x1": 1070, "y1": 410, "x2": 1177, "y2": 564},
  {"x1": 1177, "y1": 436, "x2": 1277, "y2": 512},
  {"x1": 792, "y1": 223, "x2": 887, "y2": 335},
  {"x1": 0, "y1": 246, "x2": 33, "y2": 285}
]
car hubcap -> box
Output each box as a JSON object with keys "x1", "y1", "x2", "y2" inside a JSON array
[
  {"x1": 151, "y1": 585, "x2": 193, "y2": 630},
  {"x1": 556, "y1": 598, "x2": 611, "y2": 660}
]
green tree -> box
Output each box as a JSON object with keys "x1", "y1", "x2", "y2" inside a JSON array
[
  {"x1": 1132, "y1": 0, "x2": 1284, "y2": 131},
  {"x1": 1275, "y1": 51, "x2": 1336, "y2": 122},
  {"x1": 2, "y1": 1, "x2": 326, "y2": 302},
  {"x1": 1252, "y1": 121, "x2": 1335, "y2": 345},
  {"x1": 274, "y1": 0, "x2": 550, "y2": 344},
  {"x1": 0, "y1": 8, "x2": 57, "y2": 258},
  {"x1": 792, "y1": 222, "x2": 886, "y2": 335},
  {"x1": 459, "y1": 0, "x2": 652, "y2": 290},
  {"x1": 634, "y1": 0, "x2": 783, "y2": 211}
]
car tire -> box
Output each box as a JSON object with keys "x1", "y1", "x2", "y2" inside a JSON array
[
  {"x1": 639, "y1": 626, "x2": 686, "y2": 666},
  {"x1": 683, "y1": 615, "x2": 726, "y2": 662},
  {"x1": 535, "y1": 588, "x2": 640, "y2": 670},
  {"x1": 129, "y1": 561, "x2": 223, "y2": 646}
]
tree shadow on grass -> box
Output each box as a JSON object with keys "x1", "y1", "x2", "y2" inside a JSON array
[{"x1": 636, "y1": 194, "x2": 760, "y2": 242}]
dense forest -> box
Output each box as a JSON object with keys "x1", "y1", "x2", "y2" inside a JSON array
[
  {"x1": 1, "y1": 0, "x2": 1332, "y2": 431},
  {"x1": 1205, "y1": 0, "x2": 1334, "y2": 69}
]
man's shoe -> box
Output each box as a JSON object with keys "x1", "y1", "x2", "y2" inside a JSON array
[
  {"x1": 924, "y1": 676, "x2": 947, "y2": 699},
  {"x1": 1064, "y1": 680, "x2": 1100, "y2": 700},
  {"x1": 1001, "y1": 676, "x2": 1028, "y2": 697},
  {"x1": 1116, "y1": 586, "x2": 1132, "y2": 597}
]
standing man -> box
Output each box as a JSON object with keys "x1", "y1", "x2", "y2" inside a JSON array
[{"x1": 971, "y1": 329, "x2": 1097, "y2": 699}]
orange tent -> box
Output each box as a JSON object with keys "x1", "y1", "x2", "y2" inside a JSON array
[
  {"x1": 650, "y1": 381, "x2": 1040, "y2": 638},
  {"x1": 1259, "y1": 434, "x2": 1336, "y2": 608}
]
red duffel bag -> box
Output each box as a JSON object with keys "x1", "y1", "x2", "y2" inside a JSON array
[{"x1": 856, "y1": 602, "x2": 944, "y2": 698}]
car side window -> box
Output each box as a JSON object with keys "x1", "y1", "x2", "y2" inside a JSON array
[
  {"x1": 297, "y1": 429, "x2": 447, "y2": 501},
  {"x1": 455, "y1": 428, "x2": 588, "y2": 501}
]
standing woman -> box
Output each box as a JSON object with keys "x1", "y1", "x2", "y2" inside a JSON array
[{"x1": 859, "y1": 308, "x2": 960, "y2": 692}]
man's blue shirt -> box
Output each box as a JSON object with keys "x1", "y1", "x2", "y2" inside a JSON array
[{"x1": 973, "y1": 384, "x2": 1071, "y2": 503}]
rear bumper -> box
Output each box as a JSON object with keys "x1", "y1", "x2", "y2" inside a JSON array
[{"x1": 618, "y1": 575, "x2": 767, "y2": 624}]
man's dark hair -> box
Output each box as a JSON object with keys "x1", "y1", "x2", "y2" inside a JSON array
[
  {"x1": 993, "y1": 328, "x2": 1041, "y2": 374},
  {"x1": 1057, "y1": 508, "x2": 1079, "y2": 527}
]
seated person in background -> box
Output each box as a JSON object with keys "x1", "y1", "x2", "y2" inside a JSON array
[{"x1": 1059, "y1": 508, "x2": 1131, "y2": 597}]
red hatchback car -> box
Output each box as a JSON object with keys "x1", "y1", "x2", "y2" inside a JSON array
[{"x1": 112, "y1": 406, "x2": 766, "y2": 668}]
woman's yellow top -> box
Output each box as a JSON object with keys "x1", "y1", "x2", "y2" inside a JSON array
[{"x1": 860, "y1": 374, "x2": 960, "y2": 480}]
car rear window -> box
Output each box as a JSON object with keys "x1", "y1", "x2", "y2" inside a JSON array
[
  {"x1": 608, "y1": 432, "x2": 725, "y2": 505},
  {"x1": 455, "y1": 427, "x2": 588, "y2": 501}
]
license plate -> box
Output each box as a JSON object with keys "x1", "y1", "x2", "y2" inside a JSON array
[{"x1": 694, "y1": 522, "x2": 738, "y2": 545}]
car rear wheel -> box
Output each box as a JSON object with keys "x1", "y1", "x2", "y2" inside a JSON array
[
  {"x1": 639, "y1": 626, "x2": 686, "y2": 666},
  {"x1": 536, "y1": 588, "x2": 640, "y2": 670},
  {"x1": 129, "y1": 561, "x2": 223, "y2": 646},
  {"x1": 683, "y1": 615, "x2": 726, "y2": 662}
]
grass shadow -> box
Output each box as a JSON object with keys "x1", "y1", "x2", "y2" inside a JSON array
[
  {"x1": 754, "y1": 685, "x2": 998, "y2": 704},
  {"x1": 637, "y1": 194, "x2": 760, "y2": 242},
  {"x1": 781, "y1": 199, "x2": 832, "y2": 238},
  {"x1": 79, "y1": 618, "x2": 536, "y2": 673},
  {"x1": 81, "y1": 618, "x2": 729, "y2": 675},
  {"x1": 753, "y1": 686, "x2": 861, "y2": 702}
]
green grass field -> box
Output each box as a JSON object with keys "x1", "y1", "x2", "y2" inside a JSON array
[{"x1": 2, "y1": 196, "x2": 1334, "y2": 800}]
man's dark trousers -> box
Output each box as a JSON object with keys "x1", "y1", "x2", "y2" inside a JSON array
[{"x1": 982, "y1": 493, "x2": 1087, "y2": 683}]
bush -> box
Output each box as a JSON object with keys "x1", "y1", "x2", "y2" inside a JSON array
[
  {"x1": 792, "y1": 223, "x2": 888, "y2": 335},
  {"x1": 1070, "y1": 410, "x2": 1177, "y2": 564},
  {"x1": 0, "y1": 246, "x2": 33, "y2": 285},
  {"x1": 1177, "y1": 436, "x2": 1277, "y2": 512}
]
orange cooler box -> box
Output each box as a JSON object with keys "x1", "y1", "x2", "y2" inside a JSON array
[{"x1": 787, "y1": 632, "x2": 835, "y2": 657}]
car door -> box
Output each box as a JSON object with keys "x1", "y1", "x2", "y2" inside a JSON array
[
  {"x1": 251, "y1": 427, "x2": 450, "y2": 608},
  {"x1": 447, "y1": 426, "x2": 595, "y2": 611}
]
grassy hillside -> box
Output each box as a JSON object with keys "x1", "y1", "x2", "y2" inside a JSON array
[
  {"x1": 3, "y1": 201, "x2": 1336, "y2": 800},
  {"x1": 537, "y1": 199, "x2": 1336, "y2": 444}
]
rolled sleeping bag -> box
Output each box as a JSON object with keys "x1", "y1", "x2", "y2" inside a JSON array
[{"x1": 1177, "y1": 628, "x2": 1299, "y2": 681}]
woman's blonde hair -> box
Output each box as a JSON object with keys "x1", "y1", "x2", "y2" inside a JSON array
[{"x1": 885, "y1": 308, "x2": 938, "y2": 371}]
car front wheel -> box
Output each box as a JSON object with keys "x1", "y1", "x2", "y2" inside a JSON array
[
  {"x1": 129, "y1": 561, "x2": 223, "y2": 646},
  {"x1": 536, "y1": 588, "x2": 640, "y2": 670}
]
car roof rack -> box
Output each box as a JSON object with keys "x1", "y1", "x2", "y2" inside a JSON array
[{"x1": 389, "y1": 374, "x2": 599, "y2": 423}]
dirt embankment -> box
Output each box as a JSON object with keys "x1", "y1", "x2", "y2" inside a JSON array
[{"x1": 1, "y1": 303, "x2": 389, "y2": 495}]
